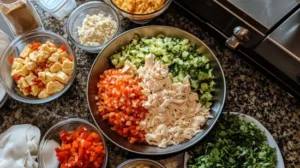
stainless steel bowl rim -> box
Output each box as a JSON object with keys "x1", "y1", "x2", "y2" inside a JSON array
[
  {"x1": 117, "y1": 159, "x2": 165, "y2": 168},
  {"x1": 37, "y1": 117, "x2": 109, "y2": 168},
  {"x1": 0, "y1": 29, "x2": 77, "y2": 104},
  {"x1": 87, "y1": 25, "x2": 226, "y2": 155},
  {"x1": 109, "y1": 0, "x2": 173, "y2": 16},
  {"x1": 67, "y1": 1, "x2": 121, "y2": 51}
]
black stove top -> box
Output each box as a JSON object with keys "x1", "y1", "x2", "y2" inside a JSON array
[{"x1": 172, "y1": 0, "x2": 300, "y2": 100}]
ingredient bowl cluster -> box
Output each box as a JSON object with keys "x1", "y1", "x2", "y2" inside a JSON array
[
  {"x1": 95, "y1": 34, "x2": 215, "y2": 148},
  {"x1": 10, "y1": 41, "x2": 74, "y2": 98}
]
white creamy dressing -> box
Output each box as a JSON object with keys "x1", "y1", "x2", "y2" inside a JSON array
[
  {"x1": 0, "y1": 124, "x2": 40, "y2": 168},
  {"x1": 137, "y1": 54, "x2": 211, "y2": 148}
]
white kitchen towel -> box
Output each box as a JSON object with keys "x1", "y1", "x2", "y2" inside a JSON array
[{"x1": 0, "y1": 124, "x2": 41, "y2": 168}]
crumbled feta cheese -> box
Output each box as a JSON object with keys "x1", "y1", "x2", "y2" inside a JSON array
[{"x1": 77, "y1": 13, "x2": 118, "y2": 46}]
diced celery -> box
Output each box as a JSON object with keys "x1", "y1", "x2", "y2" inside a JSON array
[{"x1": 182, "y1": 51, "x2": 189, "y2": 59}]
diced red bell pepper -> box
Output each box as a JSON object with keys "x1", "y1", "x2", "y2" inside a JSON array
[
  {"x1": 56, "y1": 151, "x2": 69, "y2": 164},
  {"x1": 30, "y1": 42, "x2": 42, "y2": 50},
  {"x1": 60, "y1": 45, "x2": 67, "y2": 52},
  {"x1": 80, "y1": 132, "x2": 89, "y2": 140},
  {"x1": 13, "y1": 75, "x2": 21, "y2": 81},
  {"x1": 59, "y1": 130, "x2": 68, "y2": 141},
  {"x1": 90, "y1": 132, "x2": 100, "y2": 142},
  {"x1": 78, "y1": 147, "x2": 84, "y2": 160},
  {"x1": 56, "y1": 127, "x2": 105, "y2": 168},
  {"x1": 84, "y1": 141, "x2": 92, "y2": 149},
  {"x1": 8, "y1": 56, "x2": 14, "y2": 63},
  {"x1": 72, "y1": 141, "x2": 78, "y2": 148},
  {"x1": 66, "y1": 55, "x2": 73, "y2": 61}
]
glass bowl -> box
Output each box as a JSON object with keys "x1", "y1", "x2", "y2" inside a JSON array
[
  {"x1": 117, "y1": 159, "x2": 165, "y2": 168},
  {"x1": 38, "y1": 118, "x2": 108, "y2": 168},
  {"x1": 109, "y1": 0, "x2": 172, "y2": 24},
  {"x1": 67, "y1": 1, "x2": 120, "y2": 53},
  {"x1": 0, "y1": 30, "x2": 77, "y2": 104}
]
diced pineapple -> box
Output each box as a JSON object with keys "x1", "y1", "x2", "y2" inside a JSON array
[
  {"x1": 11, "y1": 69, "x2": 18, "y2": 76},
  {"x1": 50, "y1": 62, "x2": 62, "y2": 73},
  {"x1": 22, "y1": 88, "x2": 30, "y2": 96},
  {"x1": 54, "y1": 71, "x2": 69, "y2": 84},
  {"x1": 38, "y1": 89, "x2": 50, "y2": 99},
  {"x1": 24, "y1": 73, "x2": 37, "y2": 86},
  {"x1": 18, "y1": 66, "x2": 30, "y2": 76},
  {"x1": 48, "y1": 52, "x2": 60, "y2": 62},
  {"x1": 45, "y1": 72, "x2": 55, "y2": 83},
  {"x1": 39, "y1": 44, "x2": 52, "y2": 53},
  {"x1": 59, "y1": 51, "x2": 67, "y2": 59},
  {"x1": 46, "y1": 41, "x2": 58, "y2": 53},
  {"x1": 30, "y1": 85, "x2": 39, "y2": 96},
  {"x1": 38, "y1": 72, "x2": 46, "y2": 84},
  {"x1": 62, "y1": 59, "x2": 74, "y2": 75},
  {"x1": 36, "y1": 51, "x2": 50, "y2": 63},
  {"x1": 24, "y1": 57, "x2": 31, "y2": 64},
  {"x1": 29, "y1": 51, "x2": 38, "y2": 62},
  {"x1": 24, "y1": 62, "x2": 37, "y2": 71},
  {"x1": 20, "y1": 45, "x2": 33, "y2": 58},
  {"x1": 12, "y1": 61, "x2": 24, "y2": 70},
  {"x1": 17, "y1": 77, "x2": 30, "y2": 88},
  {"x1": 46, "y1": 81, "x2": 64, "y2": 94},
  {"x1": 13, "y1": 58, "x2": 25, "y2": 64}
]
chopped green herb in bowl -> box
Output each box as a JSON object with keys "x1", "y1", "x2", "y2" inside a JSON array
[{"x1": 188, "y1": 114, "x2": 277, "y2": 168}]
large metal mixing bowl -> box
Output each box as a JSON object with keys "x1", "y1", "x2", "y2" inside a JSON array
[{"x1": 87, "y1": 26, "x2": 226, "y2": 155}]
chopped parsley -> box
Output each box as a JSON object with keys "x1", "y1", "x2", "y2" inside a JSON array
[{"x1": 188, "y1": 114, "x2": 277, "y2": 168}]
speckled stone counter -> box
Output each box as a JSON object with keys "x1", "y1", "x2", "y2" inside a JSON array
[{"x1": 0, "y1": 0, "x2": 299, "y2": 168}]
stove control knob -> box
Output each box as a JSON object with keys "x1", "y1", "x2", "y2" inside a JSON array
[{"x1": 226, "y1": 26, "x2": 251, "y2": 50}]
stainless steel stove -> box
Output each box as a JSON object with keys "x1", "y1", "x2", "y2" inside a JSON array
[{"x1": 175, "y1": 0, "x2": 300, "y2": 99}]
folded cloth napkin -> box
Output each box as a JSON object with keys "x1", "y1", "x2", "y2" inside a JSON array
[{"x1": 0, "y1": 124, "x2": 41, "y2": 168}]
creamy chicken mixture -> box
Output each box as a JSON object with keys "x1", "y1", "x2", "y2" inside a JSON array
[{"x1": 138, "y1": 54, "x2": 211, "y2": 148}]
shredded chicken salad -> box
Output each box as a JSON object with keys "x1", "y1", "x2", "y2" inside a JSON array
[{"x1": 138, "y1": 54, "x2": 211, "y2": 147}]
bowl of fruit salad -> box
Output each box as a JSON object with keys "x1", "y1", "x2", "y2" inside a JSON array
[
  {"x1": 38, "y1": 118, "x2": 108, "y2": 168},
  {"x1": 0, "y1": 30, "x2": 76, "y2": 104},
  {"x1": 87, "y1": 26, "x2": 226, "y2": 155}
]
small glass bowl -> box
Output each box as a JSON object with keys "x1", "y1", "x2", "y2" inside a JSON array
[
  {"x1": 67, "y1": 1, "x2": 120, "y2": 53},
  {"x1": 109, "y1": 0, "x2": 172, "y2": 24},
  {"x1": 0, "y1": 30, "x2": 77, "y2": 104},
  {"x1": 38, "y1": 118, "x2": 108, "y2": 168},
  {"x1": 117, "y1": 159, "x2": 165, "y2": 168}
]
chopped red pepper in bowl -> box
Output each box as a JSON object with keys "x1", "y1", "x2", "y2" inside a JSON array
[
  {"x1": 56, "y1": 126, "x2": 105, "y2": 168},
  {"x1": 38, "y1": 118, "x2": 107, "y2": 168}
]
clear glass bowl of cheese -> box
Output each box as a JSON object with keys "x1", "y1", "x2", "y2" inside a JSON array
[
  {"x1": 0, "y1": 30, "x2": 77, "y2": 104},
  {"x1": 67, "y1": 1, "x2": 120, "y2": 53}
]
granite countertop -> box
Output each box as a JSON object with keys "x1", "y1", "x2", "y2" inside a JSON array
[{"x1": 0, "y1": 0, "x2": 299, "y2": 168}]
